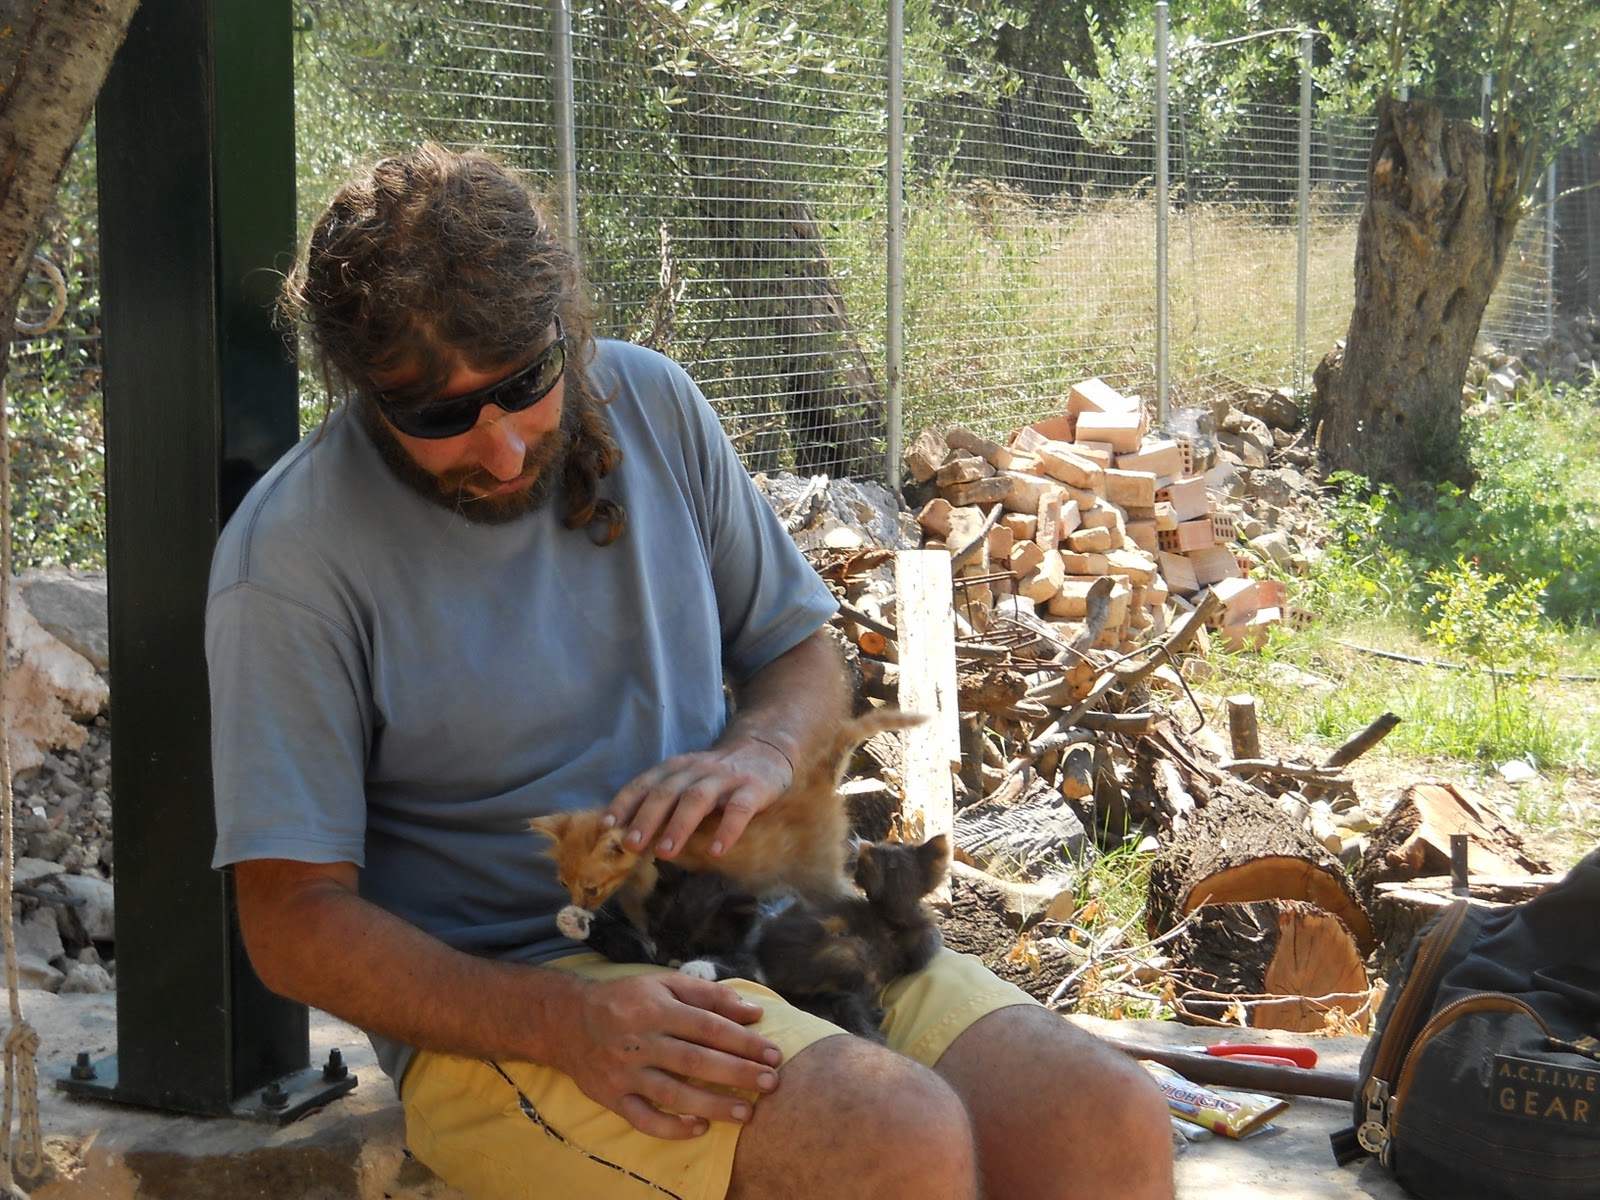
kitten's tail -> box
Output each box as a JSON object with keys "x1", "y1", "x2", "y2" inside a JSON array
[
  {"x1": 805, "y1": 707, "x2": 928, "y2": 796},
  {"x1": 829, "y1": 707, "x2": 926, "y2": 762}
]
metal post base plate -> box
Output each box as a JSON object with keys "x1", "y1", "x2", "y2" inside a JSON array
[{"x1": 59, "y1": 1054, "x2": 359, "y2": 1125}]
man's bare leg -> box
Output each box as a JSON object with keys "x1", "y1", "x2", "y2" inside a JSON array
[
  {"x1": 935, "y1": 1005, "x2": 1175, "y2": 1200},
  {"x1": 729, "y1": 1033, "x2": 980, "y2": 1200}
]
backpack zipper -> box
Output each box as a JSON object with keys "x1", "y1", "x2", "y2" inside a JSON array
[
  {"x1": 1373, "y1": 992, "x2": 1546, "y2": 1167},
  {"x1": 1356, "y1": 899, "x2": 1471, "y2": 1156}
]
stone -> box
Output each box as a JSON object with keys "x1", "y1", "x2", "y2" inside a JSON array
[
  {"x1": 1248, "y1": 528, "x2": 1295, "y2": 567},
  {"x1": 5, "y1": 589, "x2": 110, "y2": 774},
  {"x1": 18, "y1": 569, "x2": 109, "y2": 674},
  {"x1": 58, "y1": 872, "x2": 116, "y2": 943},
  {"x1": 757, "y1": 473, "x2": 915, "y2": 550},
  {"x1": 16, "y1": 905, "x2": 65, "y2": 965},
  {"x1": 1234, "y1": 387, "x2": 1302, "y2": 431},
  {"x1": 17, "y1": 954, "x2": 64, "y2": 992},
  {"x1": 59, "y1": 961, "x2": 115, "y2": 994},
  {"x1": 26, "y1": 826, "x2": 74, "y2": 862}
]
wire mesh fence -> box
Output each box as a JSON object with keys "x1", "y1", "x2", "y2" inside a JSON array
[
  {"x1": 12, "y1": 7, "x2": 1599, "y2": 571},
  {"x1": 1554, "y1": 139, "x2": 1600, "y2": 318}
]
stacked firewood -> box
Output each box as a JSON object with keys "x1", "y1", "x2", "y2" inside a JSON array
[{"x1": 776, "y1": 383, "x2": 1554, "y2": 1038}]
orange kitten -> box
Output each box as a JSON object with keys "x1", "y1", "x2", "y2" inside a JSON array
[{"x1": 530, "y1": 709, "x2": 925, "y2": 912}]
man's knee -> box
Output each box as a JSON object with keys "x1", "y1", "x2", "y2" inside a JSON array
[
  {"x1": 1096, "y1": 1048, "x2": 1173, "y2": 1142},
  {"x1": 731, "y1": 1034, "x2": 978, "y2": 1200}
]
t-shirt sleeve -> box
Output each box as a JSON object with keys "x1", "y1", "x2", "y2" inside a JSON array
[
  {"x1": 206, "y1": 579, "x2": 374, "y2": 868},
  {"x1": 665, "y1": 364, "x2": 839, "y2": 682}
]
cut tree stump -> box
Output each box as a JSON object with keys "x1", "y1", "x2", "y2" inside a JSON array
[
  {"x1": 1147, "y1": 792, "x2": 1375, "y2": 955},
  {"x1": 1365, "y1": 872, "x2": 1564, "y2": 979},
  {"x1": 1169, "y1": 899, "x2": 1371, "y2": 1033},
  {"x1": 1353, "y1": 780, "x2": 1548, "y2": 904}
]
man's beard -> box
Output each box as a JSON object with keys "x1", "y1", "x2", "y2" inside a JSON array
[{"x1": 358, "y1": 395, "x2": 579, "y2": 526}]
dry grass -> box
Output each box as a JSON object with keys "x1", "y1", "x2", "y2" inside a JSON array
[{"x1": 895, "y1": 183, "x2": 1360, "y2": 438}]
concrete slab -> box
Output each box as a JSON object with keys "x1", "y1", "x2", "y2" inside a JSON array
[
  {"x1": 1069, "y1": 1015, "x2": 1408, "y2": 1200},
  {"x1": 8, "y1": 992, "x2": 1407, "y2": 1198},
  {"x1": 16, "y1": 990, "x2": 463, "y2": 1199}
]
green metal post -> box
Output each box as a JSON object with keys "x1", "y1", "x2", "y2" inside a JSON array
[{"x1": 77, "y1": 0, "x2": 348, "y2": 1119}]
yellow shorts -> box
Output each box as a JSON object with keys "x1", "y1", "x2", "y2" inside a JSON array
[{"x1": 401, "y1": 947, "x2": 1035, "y2": 1200}]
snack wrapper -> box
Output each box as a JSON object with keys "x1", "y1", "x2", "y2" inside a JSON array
[{"x1": 1140, "y1": 1059, "x2": 1289, "y2": 1139}]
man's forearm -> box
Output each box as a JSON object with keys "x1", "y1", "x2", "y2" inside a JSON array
[
  {"x1": 235, "y1": 860, "x2": 581, "y2": 1067},
  {"x1": 722, "y1": 627, "x2": 850, "y2": 779}
]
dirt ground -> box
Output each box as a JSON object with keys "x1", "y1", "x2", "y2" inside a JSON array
[{"x1": 937, "y1": 727, "x2": 1600, "y2": 1014}]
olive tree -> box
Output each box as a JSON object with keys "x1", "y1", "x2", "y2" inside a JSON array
[
  {"x1": 1311, "y1": 0, "x2": 1600, "y2": 491},
  {"x1": 0, "y1": 1, "x2": 138, "y2": 418}
]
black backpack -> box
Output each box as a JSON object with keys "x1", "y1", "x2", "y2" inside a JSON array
[{"x1": 1332, "y1": 847, "x2": 1600, "y2": 1198}]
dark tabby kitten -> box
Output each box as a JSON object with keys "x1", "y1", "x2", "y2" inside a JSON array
[
  {"x1": 556, "y1": 860, "x2": 765, "y2": 980},
  {"x1": 756, "y1": 833, "x2": 950, "y2": 1041},
  {"x1": 555, "y1": 835, "x2": 951, "y2": 1042}
]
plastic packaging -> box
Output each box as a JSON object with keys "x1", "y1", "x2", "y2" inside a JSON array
[{"x1": 1141, "y1": 1060, "x2": 1289, "y2": 1139}]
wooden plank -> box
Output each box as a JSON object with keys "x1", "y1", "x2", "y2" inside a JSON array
[{"x1": 894, "y1": 551, "x2": 960, "y2": 867}]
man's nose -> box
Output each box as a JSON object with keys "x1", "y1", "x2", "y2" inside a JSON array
[{"x1": 476, "y1": 411, "x2": 527, "y2": 478}]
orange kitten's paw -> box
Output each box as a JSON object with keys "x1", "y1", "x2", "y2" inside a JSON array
[{"x1": 556, "y1": 905, "x2": 594, "y2": 941}]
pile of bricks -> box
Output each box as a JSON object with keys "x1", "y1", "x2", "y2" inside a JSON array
[{"x1": 904, "y1": 377, "x2": 1303, "y2": 655}]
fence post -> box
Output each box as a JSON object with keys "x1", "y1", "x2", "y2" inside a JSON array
[
  {"x1": 1545, "y1": 163, "x2": 1557, "y2": 340},
  {"x1": 1296, "y1": 31, "x2": 1312, "y2": 398},
  {"x1": 1154, "y1": 0, "x2": 1170, "y2": 428},
  {"x1": 886, "y1": 0, "x2": 905, "y2": 491},
  {"x1": 552, "y1": 0, "x2": 580, "y2": 256}
]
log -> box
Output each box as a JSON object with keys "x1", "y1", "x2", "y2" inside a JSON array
[
  {"x1": 895, "y1": 550, "x2": 960, "y2": 854},
  {"x1": 1168, "y1": 899, "x2": 1371, "y2": 1033},
  {"x1": 1321, "y1": 710, "x2": 1401, "y2": 768},
  {"x1": 1077, "y1": 711, "x2": 1157, "y2": 734},
  {"x1": 1227, "y1": 694, "x2": 1261, "y2": 760},
  {"x1": 1352, "y1": 779, "x2": 1550, "y2": 914},
  {"x1": 856, "y1": 628, "x2": 889, "y2": 657},
  {"x1": 948, "y1": 859, "x2": 1077, "y2": 928},
  {"x1": 1303, "y1": 710, "x2": 1400, "y2": 800},
  {"x1": 1147, "y1": 791, "x2": 1375, "y2": 955},
  {"x1": 1365, "y1": 872, "x2": 1564, "y2": 979},
  {"x1": 956, "y1": 665, "x2": 1029, "y2": 714}
]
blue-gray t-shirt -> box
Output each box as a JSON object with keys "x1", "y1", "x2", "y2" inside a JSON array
[{"x1": 206, "y1": 340, "x2": 837, "y2": 1082}]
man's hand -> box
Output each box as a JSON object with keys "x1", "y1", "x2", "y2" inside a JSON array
[
  {"x1": 606, "y1": 734, "x2": 792, "y2": 861},
  {"x1": 548, "y1": 971, "x2": 782, "y2": 1138}
]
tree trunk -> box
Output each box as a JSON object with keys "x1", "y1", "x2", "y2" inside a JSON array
[
  {"x1": 1311, "y1": 96, "x2": 1523, "y2": 493},
  {"x1": 661, "y1": 80, "x2": 884, "y2": 479},
  {"x1": 0, "y1": 1, "x2": 140, "y2": 385}
]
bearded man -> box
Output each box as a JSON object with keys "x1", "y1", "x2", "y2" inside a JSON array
[{"x1": 206, "y1": 142, "x2": 1173, "y2": 1200}]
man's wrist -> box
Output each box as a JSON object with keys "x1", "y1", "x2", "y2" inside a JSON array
[
  {"x1": 507, "y1": 961, "x2": 589, "y2": 1067},
  {"x1": 740, "y1": 731, "x2": 795, "y2": 789}
]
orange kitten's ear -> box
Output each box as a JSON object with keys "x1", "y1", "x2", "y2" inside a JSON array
[{"x1": 528, "y1": 813, "x2": 571, "y2": 842}]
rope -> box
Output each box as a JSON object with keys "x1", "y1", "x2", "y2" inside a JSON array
[{"x1": 0, "y1": 376, "x2": 41, "y2": 1197}]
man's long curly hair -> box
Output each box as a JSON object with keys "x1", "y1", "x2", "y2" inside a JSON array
[{"x1": 279, "y1": 142, "x2": 624, "y2": 544}]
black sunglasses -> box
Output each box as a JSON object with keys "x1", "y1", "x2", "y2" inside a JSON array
[{"x1": 375, "y1": 318, "x2": 568, "y2": 440}]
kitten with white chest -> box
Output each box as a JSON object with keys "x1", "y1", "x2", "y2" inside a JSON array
[
  {"x1": 555, "y1": 860, "x2": 767, "y2": 981},
  {"x1": 530, "y1": 706, "x2": 945, "y2": 1037},
  {"x1": 553, "y1": 834, "x2": 951, "y2": 1041}
]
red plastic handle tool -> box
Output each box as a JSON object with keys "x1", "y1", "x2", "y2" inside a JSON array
[{"x1": 1204, "y1": 1043, "x2": 1319, "y2": 1069}]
